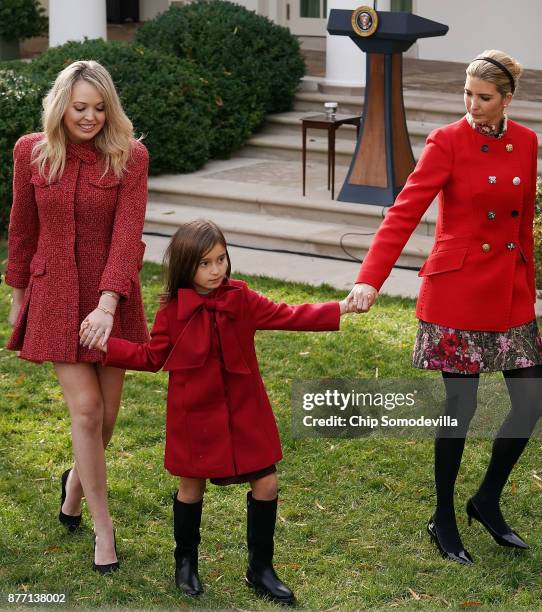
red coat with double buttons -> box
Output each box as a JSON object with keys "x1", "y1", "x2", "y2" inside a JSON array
[
  {"x1": 102, "y1": 279, "x2": 341, "y2": 478},
  {"x1": 356, "y1": 117, "x2": 539, "y2": 331},
  {"x1": 5, "y1": 132, "x2": 150, "y2": 362}
]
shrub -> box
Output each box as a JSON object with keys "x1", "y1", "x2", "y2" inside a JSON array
[
  {"x1": 135, "y1": 0, "x2": 305, "y2": 157},
  {"x1": 29, "y1": 39, "x2": 217, "y2": 175},
  {"x1": 0, "y1": 0, "x2": 47, "y2": 42},
  {"x1": 0, "y1": 66, "x2": 43, "y2": 234}
]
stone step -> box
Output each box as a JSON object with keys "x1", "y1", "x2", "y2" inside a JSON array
[
  {"x1": 260, "y1": 111, "x2": 443, "y2": 146},
  {"x1": 239, "y1": 132, "x2": 424, "y2": 167},
  {"x1": 294, "y1": 86, "x2": 542, "y2": 133},
  {"x1": 144, "y1": 200, "x2": 434, "y2": 267},
  {"x1": 241, "y1": 129, "x2": 542, "y2": 170},
  {"x1": 147, "y1": 167, "x2": 437, "y2": 238}
]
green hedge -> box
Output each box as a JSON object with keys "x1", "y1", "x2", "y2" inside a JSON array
[
  {"x1": 0, "y1": 0, "x2": 47, "y2": 42},
  {"x1": 0, "y1": 67, "x2": 42, "y2": 233},
  {"x1": 135, "y1": 0, "x2": 305, "y2": 157},
  {"x1": 0, "y1": 3, "x2": 306, "y2": 234}
]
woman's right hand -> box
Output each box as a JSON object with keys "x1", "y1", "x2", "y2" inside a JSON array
[
  {"x1": 8, "y1": 289, "x2": 25, "y2": 327},
  {"x1": 346, "y1": 283, "x2": 379, "y2": 313}
]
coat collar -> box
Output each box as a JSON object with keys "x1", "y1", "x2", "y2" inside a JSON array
[
  {"x1": 66, "y1": 140, "x2": 98, "y2": 164},
  {"x1": 163, "y1": 281, "x2": 251, "y2": 374}
]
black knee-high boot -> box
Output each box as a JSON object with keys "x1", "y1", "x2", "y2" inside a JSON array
[
  {"x1": 468, "y1": 366, "x2": 542, "y2": 549},
  {"x1": 245, "y1": 492, "x2": 295, "y2": 606},
  {"x1": 173, "y1": 493, "x2": 203, "y2": 596}
]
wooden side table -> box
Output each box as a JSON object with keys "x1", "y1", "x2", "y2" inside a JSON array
[{"x1": 301, "y1": 113, "x2": 362, "y2": 200}]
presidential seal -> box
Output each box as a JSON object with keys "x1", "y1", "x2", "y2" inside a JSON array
[{"x1": 351, "y1": 5, "x2": 378, "y2": 37}]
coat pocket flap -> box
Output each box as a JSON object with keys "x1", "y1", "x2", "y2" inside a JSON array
[
  {"x1": 418, "y1": 247, "x2": 468, "y2": 277},
  {"x1": 29, "y1": 258, "x2": 46, "y2": 276}
]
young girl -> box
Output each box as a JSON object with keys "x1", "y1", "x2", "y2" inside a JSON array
[{"x1": 95, "y1": 219, "x2": 352, "y2": 604}]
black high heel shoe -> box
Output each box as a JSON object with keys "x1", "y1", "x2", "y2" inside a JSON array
[
  {"x1": 466, "y1": 498, "x2": 529, "y2": 549},
  {"x1": 427, "y1": 517, "x2": 474, "y2": 565},
  {"x1": 93, "y1": 530, "x2": 120, "y2": 575},
  {"x1": 59, "y1": 469, "x2": 82, "y2": 532}
]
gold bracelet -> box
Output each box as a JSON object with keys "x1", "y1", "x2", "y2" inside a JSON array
[
  {"x1": 101, "y1": 291, "x2": 119, "y2": 299},
  {"x1": 97, "y1": 305, "x2": 115, "y2": 317}
]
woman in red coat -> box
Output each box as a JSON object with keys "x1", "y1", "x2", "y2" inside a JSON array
[
  {"x1": 5, "y1": 61, "x2": 149, "y2": 573},
  {"x1": 98, "y1": 219, "x2": 350, "y2": 603},
  {"x1": 348, "y1": 50, "x2": 541, "y2": 564}
]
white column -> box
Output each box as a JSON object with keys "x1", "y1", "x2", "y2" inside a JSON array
[
  {"x1": 49, "y1": 0, "x2": 106, "y2": 47},
  {"x1": 326, "y1": 0, "x2": 390, "y2": 87}
]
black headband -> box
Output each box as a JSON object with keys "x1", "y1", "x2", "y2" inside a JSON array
[{"x1": 478, "y1": 56, "x2": 515, "y2": 93}]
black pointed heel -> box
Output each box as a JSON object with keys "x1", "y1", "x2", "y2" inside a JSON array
[
  {"x1": 93, "y1": 530, "x2": 119, "y2": 575},
  {"x1": 466, "y1": 498, "x2": 529, "y2": 549},
  {"x1": 427, "y1": 517, "x2": 474, "y2": 565},
  {"x1": 59, "y1": 469, "x2": 82, "y2": 532}
]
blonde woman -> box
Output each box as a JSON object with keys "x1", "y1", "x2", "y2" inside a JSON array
[
  {"x1": 348, "y1": 50, "x2": 540, "y2": 563},
  {"x1": 5, "y1": 61, "x2": 149, "y2": 574}
]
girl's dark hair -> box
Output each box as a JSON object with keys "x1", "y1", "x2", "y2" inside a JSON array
[{"x1": 162, "y1": 219, "x2": 231, "y2": 301}]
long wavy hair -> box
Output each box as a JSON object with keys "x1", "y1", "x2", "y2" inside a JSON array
[{"x1": 32, "y1": 60, "x2": 135, "y2": 182}]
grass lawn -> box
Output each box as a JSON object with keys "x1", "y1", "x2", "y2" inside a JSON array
[{"x1": 0, "y1": 259, "x2": 541, "y2": 609}]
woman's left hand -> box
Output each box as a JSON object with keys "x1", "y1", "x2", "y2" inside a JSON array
[{"x1": 79, "y1": 308, "x2": 114, "y2": 350}]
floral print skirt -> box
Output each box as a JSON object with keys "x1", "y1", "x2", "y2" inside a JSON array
[{"x1": 412, "y1": 320, "x2": 542, "y2": 374}]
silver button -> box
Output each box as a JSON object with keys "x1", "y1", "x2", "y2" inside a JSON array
[
  {"x1": 487, "y1": 211, "x2": 496, "y2": 220},
  {"x1": 488, "y1": 176, "x2": 497, "y2": 184},
  {"x1": 513, "y1": 177, "x2": 521, "y2": 185},
  {"x1": 507, "y1": 242, "x2": 516, "y2": 250}
]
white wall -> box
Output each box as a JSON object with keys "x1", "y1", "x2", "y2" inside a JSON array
[{"x1": 415, "y1": 0, "x2": 542, "y2": 70}]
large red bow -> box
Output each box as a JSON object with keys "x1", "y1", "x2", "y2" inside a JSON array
[{"x1": 162, "y1": 285, "x2": 251, "y2": 374}]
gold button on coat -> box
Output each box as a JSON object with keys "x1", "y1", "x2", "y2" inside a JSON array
[
  {"x1": 482, "y1": 243, "x2": 490, "y2": 252},
  {"x1": 506, "y1": 143, "x2": 513, "y2": 152}
]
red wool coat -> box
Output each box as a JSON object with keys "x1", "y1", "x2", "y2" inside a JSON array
[
  {"x1": 5, "y1": 133, "x2": 150, "y2": 362},
  {"x1": 103, "y1": 279, "x2": 341, "y2": 478},
  {"x1": 356, "y1": 117, "x2": 539, "y2": 332}
]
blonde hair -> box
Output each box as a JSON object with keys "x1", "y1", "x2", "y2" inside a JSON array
[
  {"x1": 466, "y1": 49, "x2": 523, "y2": 97},
  {"x1": 33, "y1": 60, "x2": 135, "y2": 182}
]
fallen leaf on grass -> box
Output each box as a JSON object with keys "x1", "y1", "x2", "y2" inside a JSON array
[
  {"x1": 15, "y1": 374, "x2": 26, "y2": 385},
  {"x1": 299, "y1": 352, "x2": 310, "y2": 356},
  {"x1": 511, "y1": 481, "x2": 517, "y2": 496},
  {"x1": 408, "y1": 588, "x2": 421, "y2": 600},
  {"x1": 276, "y1": 563, "x2": 302, "y2": 570},
  {"x1": 316, "y1": 501, "x2": 326, "y2": 511},
  {"x1": 279, "y1": 515, "x2": 287, "y2": 523},
  {"x1": 44, "y1": 545, "x2": 62, "y2": 555},
  {"x1": 533, "y1": 473, "x2": 542, "y2": 481}
]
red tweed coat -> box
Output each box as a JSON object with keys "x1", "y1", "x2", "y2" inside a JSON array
[
  {"x1": 103, "y1": 279, "x2": 341, "y2": 478},
  {"x1": 5, "y1": 133, "x2": 150, "y2": 363},
  {"x1": 356, "y1": 117, "x2": 539, "y2": 332}
]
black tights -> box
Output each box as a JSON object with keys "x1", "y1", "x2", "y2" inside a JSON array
[{"x1": 434, "y1": 365, "x2": 542, "y2": 553}]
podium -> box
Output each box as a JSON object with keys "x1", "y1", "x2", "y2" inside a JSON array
[{"x1": 327, "y1": 9, "x2": 448, "y2": 205}]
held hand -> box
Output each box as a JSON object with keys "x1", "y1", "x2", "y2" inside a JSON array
[
  {"x1": 79, "y1": 308, "x2": 113, "y2": 350},
  {"x1": 347, "y1": 283, "x2": 379, "y2": 313},
  {"x1": 339, "y1": 298, "x2": 357, "y2": 315}
]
